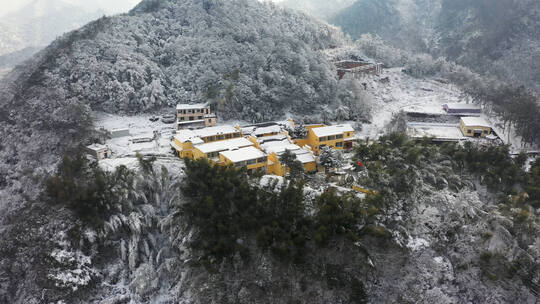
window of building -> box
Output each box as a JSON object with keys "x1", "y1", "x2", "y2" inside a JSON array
[
  {"x1": 233, "y1": 133, "x2": 240, "y2": 138},
  {"x1": 328, "y1": 135, "x2": 336, "y2": 140},
  {"x1": 208, "y1": 136, "x2": 215, "y2": 142},
  {"x1": 336, "y1": 142, "x2": 343, "y2": 147},
  {"x1": 217, "y1": 135, "x2": 224, "y2": 140},
  {"x1": 198, "y1": 116, "x2": 203, "y2": 119},
  {"x1": 319, "y1": 136, "x2": 326, "y2": 142},
  {"x1": 467, "y1": 130, "x2": 472, "y2": 134},
  {"x1": 247, "y1": 159, "x2": 256, "y2": 165},
  {"x1": 484, "y1": 130, "x2": 489, "y2": 134},
  {"x1": 189, "y1": 116, "x2": 194, "y2": 121},
  {"x1": 336, "y1": 134, "x2": 343, "y2": 139},
  {"x1": 226, "y1": 134, "x2": 232, "y2": 139},
  {"x1": 257, "y1": 157, "x2": 267, "y2": 163},
  {"x1": 179, "y1": 117, "x2": 185, "y2": 121}
]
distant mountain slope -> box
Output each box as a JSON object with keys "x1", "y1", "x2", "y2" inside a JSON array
[
  {"x1": 3, "y1": 0, "x2": 344, "y2": 121},
  {"x1": 280, "y1": 0, "x2": 356, "y2": 20},
  {"x1": 330, "y1": 0, "x2": 540, "y2": 91},
  {"x1": 0, "y1": 47, "x2": 42, "y2": 69},
  {"x1": 0, "y1": 0, "x2": 105, "y2": 56}
]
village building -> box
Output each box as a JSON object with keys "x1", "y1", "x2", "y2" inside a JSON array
[
  {"x1": 443, "y1": 103, "x2": 482, "y2": 115},
  {"x1": 176, "y1": 103, "x2": 217, "y2": 130},
  {"x1": 193, "y1": 125, "x2": 242, "y2": 143},
  {"x1": 192, "y1": 137, "x2": 254, "y2": 161},
  {"x1": 219, "y1": 146, "x2": 268, "y2": 174},
  {"x1": 460, "y1": 117, "x2": 492, "y2": 137},
  {"x1": 304, "y1": 124, "x2": 355, "y2": 154},
  {"x1": 250, "y1": 132, "x2": 317, "y2": 176},
  {"x1": 86, "y1": 144, "x2": 111, "y2": 160},
  {"x1": 240, "y1": 120, "x2": 294, "y2": 138},
  {"x1": 334, "y1": 60, "x2": 383, "y2": 80},
  {"x1": 264, "y1": 143, "x2": 317, "y2": 176},
  {"x1": 171, "y1": 130, "x2": 204, "y2": 158},
  {"x1": 171, "y1": 126, "x2": 243, "y2": 158}
]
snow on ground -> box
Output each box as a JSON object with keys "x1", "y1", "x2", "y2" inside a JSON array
[
  {"x1": 407, "y1": 123, "x2": 465, "y2": 141},
  {"x1": 354, "y1": 68, "x2": 538, "y2": 153},
  {"x1": 95, "y1": 112, "x2": 177, "y2": 157},
  {"x1": 357, "y1": 68, "x2": 462, "y2": 140}
]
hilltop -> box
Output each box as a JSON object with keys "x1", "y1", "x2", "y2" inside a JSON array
[{"x1": 2, "y1": 0, "x2": 344, "y2": 121}]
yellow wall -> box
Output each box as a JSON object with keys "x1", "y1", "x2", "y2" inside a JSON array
[
  {"x1": 267, "y1": 152, "x2": 317, "y2": 176},
  {"x1": 460, "y1": 121, "x2": 492, "y2": 137},
  {"x1": 220, "y1": 154, "x2": 267, "y2": 173},
  {"x1": 306, "y1": 129, "x2": 355, "y2": 154},
  {"x1": 303, "y1": 161, "x2": 317, "y2": 173},
  {"x1": 293, "y1": 138, "x2": 309, "y2": 148},
  {"x1": 248, "y1": 136, "x2": 261, "y2": 149},
  {"x1": 268, "y1": 153, "x2": 286, "y2": 176},
  {"x1": 191, "y1": 147, "x2": 208, "y2": 160},
  {"x1": 172, "y1": 138, "x2": 195, "y2": 158}
]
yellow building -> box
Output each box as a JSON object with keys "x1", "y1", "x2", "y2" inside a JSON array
[
  {"x1": 171, "y1": 130, "x2": 205, "y2": 158},
  {"x1": 219, "y1": 147, "x2": 268, "y2": 174},
  {"x1": 171, "y1": 126, "x2": 243, "y2": 158},
  {"x1": 305, "y1": 124, "x2": 355, "y2": 154},
  {"x1": 194, "y1": 125, "x2": 242, "y2": 143},
  {"x1": 460, "y1": 117, "x2": 492, "y2": 137},
  {"x1": 255, "y1": 137, "x2": 317, "y2": 176},
  {"x1": 192, "y1": 138, "x2": 254, "y2": 161}
]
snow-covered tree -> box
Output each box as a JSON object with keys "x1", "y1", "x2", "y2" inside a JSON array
[{"x1": 318, "y1": 147, "x2": 342, "y2": 173}]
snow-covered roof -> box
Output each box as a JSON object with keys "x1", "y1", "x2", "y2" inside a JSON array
[
  {"x1": 295, "y1": 151, "x2": 316, "y2": 164},
  {"x1": 311, "y1": 124, "x2": 354, "y2": 137},
  {"x1": 174, "y1": 130, "x2": 204, "y2": 144},
  {"x1": 193, "y1": 125, "x2": 239, "y2": 138},
  {"x1": 257, "y1": 134, "x2": 289, "y2": 144},
  {"x1": 263, "y1": 143, "x2": 301, "y2": 155},
  {"x1": 196, "y1": 138, "x2": 253, "y2": 154},
  {"x1": 86, "y1": 144, "x2": 108, "y2": 151},
  {"x1": 444, "y1": 103, "x2": 481, "y2": 110},
  {"x1": 176, "y1": 103, "x2": 208, "y2": 110},
  {"x1": 253, "y1": 125, "x2": 282, "y2": 136},
  {"x1": 461, "y1": 117, "x2": 491, "y2": 128},
  {"x1": 220, "y1": 147, "x2": 266, "y2": 163}
]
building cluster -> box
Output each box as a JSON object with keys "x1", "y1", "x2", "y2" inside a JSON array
[
  {"x1": 443, "y1": 103, "x2": 494, "y2": 138},
  {"x1": 171, "y1": 104, "x2": 355, "y2": 176}
]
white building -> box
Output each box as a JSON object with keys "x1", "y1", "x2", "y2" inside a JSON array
[{"x1": 86, "y1": 144, "x2": 111, "y2": 160}]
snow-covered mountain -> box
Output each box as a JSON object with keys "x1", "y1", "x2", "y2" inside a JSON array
[
  {"x1": 2, "y1": 0, "x2": 344, "y2": 120},
  {"x1": 0, "y1": 0, "x2": 106, "y2": 55},
  {"x1": 328, "y1": 0, "x2": 540, "y2": 92},
  {"x1": 280, "y1": 0, "x2": 356, "y2": 20}
]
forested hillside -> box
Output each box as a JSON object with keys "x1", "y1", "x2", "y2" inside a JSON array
[
  {"x1": 330, "y1": 0, "x2": 540, "y2": 92},
  {"x1": 2, "y1": 0, "x2": 344, "y2": 121}
]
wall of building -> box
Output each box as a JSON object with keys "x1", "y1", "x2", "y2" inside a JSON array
[
  {"x1": 306, "y1": 130, "x2": 354, "y2": 154},
  {"x1": 459, "y1": 121, "x2": 492, "y2": 137}
]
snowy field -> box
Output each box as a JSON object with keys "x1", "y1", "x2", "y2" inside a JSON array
[
  {"x1": 357, "y1": 68, "x2": 462, "y2": 140},
  {"x1": 95, "y1": 112, "x2": 177, "y2": 158},
  {"x1": 358, "y1": 68, "x2": 538, "y2": 153},
  {"x1": 407, "y1": 123, "x2": 465, "y2": 141}
]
